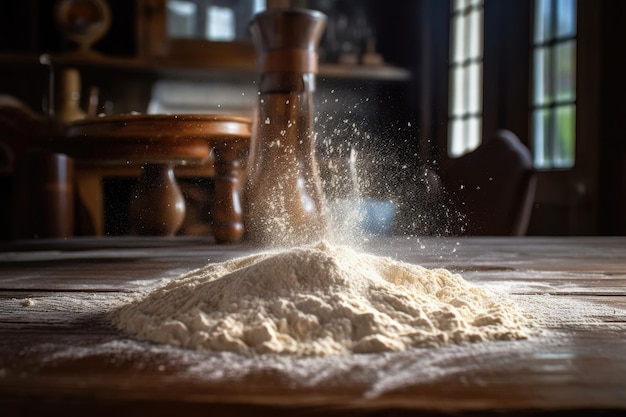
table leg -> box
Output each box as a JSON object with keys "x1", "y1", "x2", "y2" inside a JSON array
[
  {"x1": 129, "y1": 163, "x2": 185, "y2": 236},
  {"x1": 212, "y1": 140, "x2": 246, "y2": 243},
  {"x1": 75, "y1": 170, "x2": 104, "y2": 235}
]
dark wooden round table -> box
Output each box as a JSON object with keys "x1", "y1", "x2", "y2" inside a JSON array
[{"x1": 62, "y1": 114, "x2": 251, "y2": 241}]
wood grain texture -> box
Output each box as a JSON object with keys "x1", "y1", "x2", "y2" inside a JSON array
[{"x1": 1, "y1": 236, "x2": 625, "y2": 416}]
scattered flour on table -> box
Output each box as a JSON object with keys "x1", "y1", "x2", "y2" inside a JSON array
[
  {"x1": 112, "y1": 241, "x2": 531, "y2": 356},
  {"x1": 20, "y1": 298, "x2": 36, "y2": 307}
]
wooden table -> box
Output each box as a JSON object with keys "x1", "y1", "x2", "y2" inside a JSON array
[
  {"x1": 1, "y1": 236, "x2": 625, "y2": 416},
  {"x1": 61, "y1": 114, "x2": 251, "y2": 241}
]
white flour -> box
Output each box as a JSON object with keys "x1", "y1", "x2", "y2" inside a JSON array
[{"x1": 113, "y1": 241, "x2": 530, "y2": 356}]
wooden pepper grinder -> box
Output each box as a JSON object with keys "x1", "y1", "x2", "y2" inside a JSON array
[{"x1": 245, "y1": 8, "x2": 328, "y2": 246}]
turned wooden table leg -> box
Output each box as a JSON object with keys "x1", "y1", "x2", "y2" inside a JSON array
[
  {"x1": 129, "y1": 163, "x2": 186, "y2": 236},
  {"x1": 212, "y1": 140, "x2": 247, "y2": 243}
]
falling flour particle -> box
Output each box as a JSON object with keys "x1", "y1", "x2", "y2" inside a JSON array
[{"x1": 113, "y1": 241, "x2": 530, "y2": 356}]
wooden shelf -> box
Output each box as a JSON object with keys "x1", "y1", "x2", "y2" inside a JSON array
[
  {"x1": 1, "y1": 52, "x2": 411, "y2": 82},
  {"x1": 319, "y1": 63, "x2": 411, "y2": 81}
]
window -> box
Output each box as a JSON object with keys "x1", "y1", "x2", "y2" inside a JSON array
[
  {"x1": 448, "y1": 0, "x2": 484, "y2": 158},
  {"x1": 531, "y1": 0, "x2": 577, "y2": 169},
  {"x1": 166, "y1": 0, "x2": 265, "y2": 42}
]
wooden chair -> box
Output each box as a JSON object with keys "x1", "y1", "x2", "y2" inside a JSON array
[{"x1": 442, "y1": 129, "x2": 537, "y2": 236}]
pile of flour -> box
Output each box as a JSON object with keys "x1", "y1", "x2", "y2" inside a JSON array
[{"x1": 113, "y1": 241, "x2": 530, "y2": 356}]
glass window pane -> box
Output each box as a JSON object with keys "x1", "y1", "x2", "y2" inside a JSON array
[
  {"x1": 556, "y1": 0, "x2": 576, "y2": 37},
  {"x1": 449, "y1": 119, "x2": 465, "y2": 157},
  {"x1": 453, "y1": 0, "x2": 466, "y2": 12},
  {"x1": 452, "y1": 15, "x2": 465, "y2": 63},
  {"x1": 462, "y1": 14, "x2": 470, "y2": 60},
  {"x1": 206, "y1": 6, "x2": 235, "y2": 41},
  {"x1": 555, "y1": 40, "x2": 576, "y2": 101},
  {"x1": 452, "y1": 66, "x2": 466, "y2": 115},
  {"x1": 168, "y1": 0, "x2": 198, "y2": 38},
  {"x1": 468, "y1": 9, "x2": 483, "y2": 59},
  {"x1": 533, "y1": 108, "x2": 551, "y2": 168},
  {"x1": 467, "y1": 62, "x2": 482, "y2": 113},
  {"x1": 253, "y1": 0, "x2": 265, "y2": 14},
  {"x1": 553, "y1": 105, "x2": 575, "y2": 167},
  {"x1": 533, "y1": 47, "x2": 551, "y2": 105},
  {"x1": 466, "y1": 116, "x2": 481, "y2": 152},
  {"x1": 448, "y1": 118, "x2": 481, "y2": 157},
  {"x1": 534, "y1": 0, "x2": 552, "y2": 43}
]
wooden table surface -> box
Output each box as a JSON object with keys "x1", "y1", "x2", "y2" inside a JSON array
[{"x1": 1, "y1": 236, "x2": 625, "y2": 416}]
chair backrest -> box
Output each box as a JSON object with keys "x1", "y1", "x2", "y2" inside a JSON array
[
  {"x1": 0, "y1": 95, "x2": 47, "y2": 171},
  {"x1": 0, "y1": 95, "x2": 74, "y2": 240},
  {"x1": 442, "y1": 129, "x2": 537, "y2": 236}
]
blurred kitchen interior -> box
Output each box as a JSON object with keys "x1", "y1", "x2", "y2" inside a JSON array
[{"x1": 1, "y1": 0, "x2": 625, "y2": 237}]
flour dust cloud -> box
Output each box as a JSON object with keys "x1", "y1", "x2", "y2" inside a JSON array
[
  {"x1": 314, "y1": 87, "x2": 467, "y2": 240},
  {"x1": 113, "y1": 87, "x2": 523, "y2": 356}
]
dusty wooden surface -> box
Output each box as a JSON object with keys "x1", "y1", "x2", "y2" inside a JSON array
[{"x1": 0, "y1": 236, "x2": 625, "y2": 416}]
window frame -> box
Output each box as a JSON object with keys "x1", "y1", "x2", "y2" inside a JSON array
[
  {"x1": 447, "y1": 0, "x2": 485, "y2": 158},
  {"x1": 530, "y1": 0, "x2": 577, "y2": 170}
]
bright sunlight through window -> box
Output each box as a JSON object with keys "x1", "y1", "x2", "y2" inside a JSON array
[
  {"x1": 448, "y1": 0, "x2": 484, "y2": 158},
  {"x1": 532, "y1": 0, "x2": 577, "y2": 169}
]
